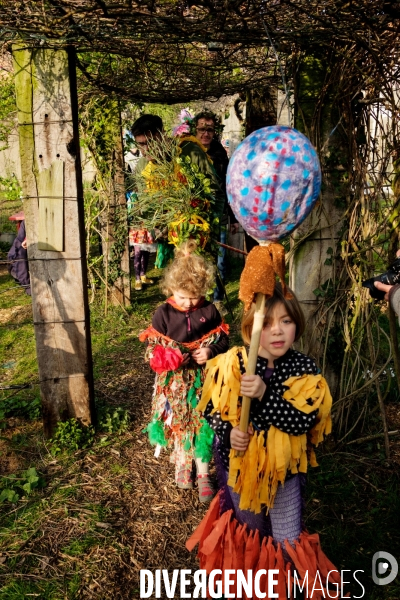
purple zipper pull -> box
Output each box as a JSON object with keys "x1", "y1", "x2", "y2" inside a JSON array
[{"x1": 186, "y1": 312, "x2": 191, "y2": 332}]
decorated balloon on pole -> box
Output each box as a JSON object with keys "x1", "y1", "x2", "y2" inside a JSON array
[{"x1": 226, "y1": 125, "x2": 321, "y2": 436}]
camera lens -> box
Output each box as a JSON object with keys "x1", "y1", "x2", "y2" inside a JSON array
[{"x1": 362, "y1": 277, "x2": 386, "y2": 300}]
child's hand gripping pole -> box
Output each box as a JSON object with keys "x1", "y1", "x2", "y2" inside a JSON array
[
  {"x1": 235, "y1": 240, "x2": 287, "y2": 457},
  {"x1": 235, "y1": 292, "x2": 266, "y2": 456}
]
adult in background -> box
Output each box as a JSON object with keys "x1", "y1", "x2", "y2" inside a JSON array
[
  {"x1": 193, "y1": 111, "x2": 238, "y2": 314},
  {"x1": 131, "y1": 113, "x2": 226, "y2": 274},
  {"x1": 129, "y1": 114, "x2": 163, "y2": 290},
  {"x1": 177, "y1": 115, "x2": 225, "y2": 222},
  {"x1": 7, "y1": 217, "x2": 31, "y2": 295}
]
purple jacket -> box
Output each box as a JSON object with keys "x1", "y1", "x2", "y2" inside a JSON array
[{"x1": 7, "y1": 220, "x2": 31, "y2": 295}]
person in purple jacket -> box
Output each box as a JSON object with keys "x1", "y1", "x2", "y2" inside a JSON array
[
  {"x1": 139, "y1": 240, "x2": 229, "y2": 502},
  {"x1": 7, "y1": 219, "x2": 31, "y2": 295}
]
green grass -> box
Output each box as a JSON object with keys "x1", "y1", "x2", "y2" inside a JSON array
[
  {"x1": 306, "y1": 450, "x2": 400, "y2": 598},
  {"x1": 0, "y1": 265, "x2": 36, "y2": 416},
  {"x1": 62, "y1": 534, "x2": 101, "y2": 557},
  {"x1": 0, "y1": 579, "x2": 67, "y2": 600}
]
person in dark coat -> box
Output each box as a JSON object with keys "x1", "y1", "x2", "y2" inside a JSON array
[
  {"x1": 7, "y1": 219, "x2": 31, "y2": 295},
  {"x1": 193, "y1": 111, "x2": 238, "y2": 311}
]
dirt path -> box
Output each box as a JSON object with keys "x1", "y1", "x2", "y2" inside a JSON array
[{"x1": 0, "y1": 354, "x2": 208, "y2": 599}]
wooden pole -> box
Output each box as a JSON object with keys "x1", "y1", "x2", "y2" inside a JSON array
[
  {"x1": 12, "y1": 44, "x2": 95, "y2": 437},
  {"x1": 239, "y1": 292, "x2": 266, "y2": 433},
  {"x1": 98, "y1": 99, "x2": 131, "y2": 307},
  {"x1": 111, "y1": 107, "x2": 131, "y2": 306}
]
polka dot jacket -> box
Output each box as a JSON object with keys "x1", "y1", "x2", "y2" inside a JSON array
[{"x1": 203, "y1": 348, "x2": 319, "y2": 470}]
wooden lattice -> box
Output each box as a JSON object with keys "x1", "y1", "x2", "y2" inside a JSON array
[{"x1": 0, "y1": 1, "x2": 398, "y2": 101}]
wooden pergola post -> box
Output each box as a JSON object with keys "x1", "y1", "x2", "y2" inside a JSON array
[
  {"x1": 112, "y1": 112, "x2": 131, "y2": 307},
  {"x1": 101, "y1": 102, "x2": 131, "y2": 308},
  {"x1": 12, "y1": 44, "x2": 95, "y2": 437}
]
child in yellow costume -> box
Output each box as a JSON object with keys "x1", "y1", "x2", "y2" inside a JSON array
[{"x1": 187, "y1": 284, "x2": 346, "y2": 599}]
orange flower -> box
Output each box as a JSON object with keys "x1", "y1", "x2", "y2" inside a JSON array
[{"x1": 176, "y1": 170, "x2": 187, "y2": 184}]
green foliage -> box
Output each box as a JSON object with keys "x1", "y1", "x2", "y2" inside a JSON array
[
  {"x1": 313, "y1": 277, "x2": 335, "y2": 300},
  {"x1": 0, "y1": 240, "x2": 12, "y2": 253},
  {"x1": 50, "y1": 419, "x2": 95, "y2": 455},
  {"x1": 98, "y1": 406, "x2": 129, "y2": 435},
  {"x1": 294, "y1": 54, "x2": 333, "y2": 136},
  {"x1": 0, "y1": 73, "x2": 17, "y2": 150},
  {"x1": 0, "y1": 467, "x2": 41, "y2": 503},
  {"x1": 323, "y1": 246, "x2": 335, "y2": 267},
  {"x1": 107, "y1": 205, "x2": 129, "y2": 285},
  {"x1": 129, "y1": 134, "x2": 219, "y2": 257},
  {"x1": 0, "y1": 394, "x2": 41, "y2": 428},
  {"x1": 79, "y1": 94, "x2": 121, "y2": 175},
  {"x1": 0, "y1": 174, "x2": 23, "y2": 233},
  {"x1": 0, "y1": 174, "x2": 22, "y2": 203},
  {"x1": 79, "y1": 91, "x2": 131, "y2": 294},
  {"x1": 63, "y1": 534, "x2": 100, "y2": 557},
  {"x1": 140, "y1": 102, "x2": 197, "y2": 134}
]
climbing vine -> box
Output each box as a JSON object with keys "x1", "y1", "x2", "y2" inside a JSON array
[
  {"x1": 78, "y1": 88, "x2": 132, "y2": 307},
  {"x1": 286, "y1": 46, "x2": 400, "y2": 451}
]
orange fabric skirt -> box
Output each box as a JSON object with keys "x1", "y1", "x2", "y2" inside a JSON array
[{"x1": 186, "y1": 492, "x2": 349, "y2": 599}]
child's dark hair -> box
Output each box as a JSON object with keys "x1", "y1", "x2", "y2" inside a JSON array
[
  {"x1": 160, "y1": 240, "x2": 215, "y2": 297},
  {"x1": 241, "y1": 283, "x2": 305, "y2": 344},
  {"x1": 131, "y1": 114, "x2": 163, "y2": 138}
]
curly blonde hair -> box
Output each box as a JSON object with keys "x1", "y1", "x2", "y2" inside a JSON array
[{"x1": 161, "y1": 240, "x2": 216, "y2": 297}]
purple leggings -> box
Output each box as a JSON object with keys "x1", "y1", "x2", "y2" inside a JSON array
[
  {"x1": 133, "y1": 247, "x2": 149, "y2": 279},
  {"x1": 215, "y1": 440, "x2": 303, "y2": 549}
]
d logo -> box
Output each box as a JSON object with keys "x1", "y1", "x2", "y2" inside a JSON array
[{"x1": 372, "y1": 551, "x2": 398, "y2": 586}]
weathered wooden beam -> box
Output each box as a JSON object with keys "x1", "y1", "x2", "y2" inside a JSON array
[
  {"x1": 12, "y1": 44, "x2": 95, "y2": 436},
  {"x1": 286, "y1": 61, "x2": 344, "y2": 397},
  {"x1": 37, "y1": 161, "x2": 64, "y2": 251},
  {"x1": 110, "y1": 109, "x2": 131, "y2": 307}
]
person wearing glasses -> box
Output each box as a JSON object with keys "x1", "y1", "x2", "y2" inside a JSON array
[
  {"x1": 130, "y1": 114, "x2": 226, "y2": 286},
  {"x1": 177, "y1": 115, "x2": 225, "y2": 221},
  {"x1": 193, "y1": 111, "x2": 238, "y2": 314}
]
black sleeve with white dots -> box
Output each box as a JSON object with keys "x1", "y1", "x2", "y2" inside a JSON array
[
  {"x1": 203, "y1": 401, "x2": 233, "y2": 448},
  {"x1": 202, "y1": 349, "x2": 320, "y2": 470},
  {"x1": 247, "y1": 350, "x2": 319, "y2": 435},
  {"x1": 203, "y1": 400, "x2": 232, "y2": 470}
]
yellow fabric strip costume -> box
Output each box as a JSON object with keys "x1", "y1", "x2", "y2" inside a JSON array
[{"x1": 197, "y1": 346, "x2": 332, "y2": 513}]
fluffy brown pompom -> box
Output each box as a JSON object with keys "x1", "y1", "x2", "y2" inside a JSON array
[{"x1": 239, "y1": 243, "x2": 291, "y2": 311}]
